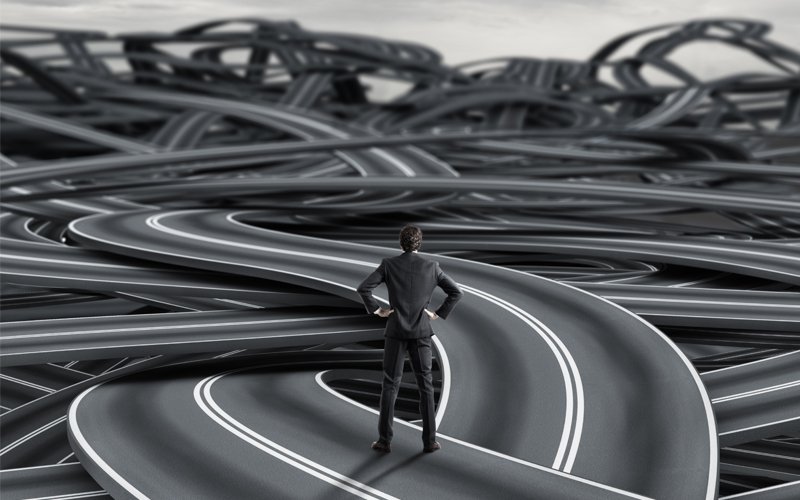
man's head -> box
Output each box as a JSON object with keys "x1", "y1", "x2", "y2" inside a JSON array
[{"x1": 399, "y1": 224, "x2": 422, "y2": 252}]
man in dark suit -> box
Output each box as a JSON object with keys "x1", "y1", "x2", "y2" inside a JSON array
[{"x1": 357, "y1": 225, "x2": 463, "y2": 454}]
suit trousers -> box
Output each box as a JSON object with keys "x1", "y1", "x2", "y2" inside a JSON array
[{"x1": 378, "y1": 335, "x2": 437, "y2": 446}]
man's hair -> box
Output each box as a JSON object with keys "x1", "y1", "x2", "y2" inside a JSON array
[{"x1": 399, "y1": 225, "x2": 422, "y2": 252}]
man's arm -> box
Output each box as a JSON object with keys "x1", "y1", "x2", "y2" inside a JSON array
[
  {"x1": 357, "y1": 259, "x2": 386, "y2": 314},
  {"x1": 433, "y1": 262, "x2": 463, "y2": 319}
]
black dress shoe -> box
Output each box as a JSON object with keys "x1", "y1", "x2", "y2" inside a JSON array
[
  {"x1": 423, "y1": 441, "x2": 441, "y2": 453},
  {"x1": 371, "y1": 440, "x2": 391, "y2": 452}
]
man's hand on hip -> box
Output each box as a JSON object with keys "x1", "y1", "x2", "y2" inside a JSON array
[
  {"x1": 424, "y1": 308, "x2": 439, "y2": 320},
  {"x1": 376, "y1": 307, "x2": 394, "y2": 318}
]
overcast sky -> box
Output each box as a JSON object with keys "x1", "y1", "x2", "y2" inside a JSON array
[{"x1": 2, "y1": 0, "x2": 799, "y2": 78}]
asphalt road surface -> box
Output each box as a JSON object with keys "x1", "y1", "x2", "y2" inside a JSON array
[{"x1": 2, "y1": 16, "x2": 799, "y2": 500}]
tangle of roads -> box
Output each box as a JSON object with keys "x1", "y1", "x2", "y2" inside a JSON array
[{"x1": 0, "y1": 16, "x2": 799, "y2": 500}]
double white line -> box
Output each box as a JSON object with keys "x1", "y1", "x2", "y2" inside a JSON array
[
  {"x1": 157, "y1": 210, "x2": 584, "y2": 471},
  {"x1": 712, "y1": 380, "x2": 800, "y2": 404},
  {"x1": 459, "y1": 284, "x2": 584, "y2": 472},
  {"x1": 194, "y1": 368, "x2": 399, "y2": 500}
]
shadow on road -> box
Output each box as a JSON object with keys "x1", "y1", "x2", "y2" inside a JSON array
[{"x1": 312, "y1": 449, "x2": 426, "y2": 497}]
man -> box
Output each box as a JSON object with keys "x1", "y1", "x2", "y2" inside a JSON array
[{"x1": 356, "y1": 224, "x2": 463, "y2": 454}]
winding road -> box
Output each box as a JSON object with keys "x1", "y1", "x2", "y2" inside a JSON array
[{"x1": 2, "y1": 16, "x2": 799, "y2": 500}]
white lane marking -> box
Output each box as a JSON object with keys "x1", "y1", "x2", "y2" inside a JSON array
[
  {"x1": 1, "y1": 253, "x2": 154, "y2": 270},
  {"x1": 601, "y1": 296, "x2": 800, "y2": 308},
  {"x1": 631, "y1": 313, "x2": 800, "y2": 323},
  {"x1": 125, "y1": 90, "x2": 351, "y2": 139},
  {"x1": 213, "y1": 349, "x2": 246, "y2": 358},
  {"x1": 149, "y1": 210, "x2": 580, "y2": 471},
  {"x1": 195, "y1": 370, "x2": 398, "y2": 500},
  {"x1": 712, "y1": 380, "x2": 800, "y2": 403},
  {"x1": 2, "y1": 314, "x2": 368, "y2": 339},
  {"x1": 710, "y1": 349, "x2": 776, "y2": 362},
  {"x1": 3, "y1": 328, "x2": 381, "y2": 358},
  {"x1": 719, "y1": 479, "x2": 800, "y2": 499},
  {"x1": 0, "y1": 356, "x2": 157, "y2": 428},
  {"x1": 0, "y1": 416, "x2": 66, "y2": 455},
  {"x1": 528, "y1": 237, "x2": 800, "y2": 263},
  {"x1": 597, "y1": 272, "x2": 654, "y2": 284},
  {"x1": 68, "y1": 384, "x2": 148, "y2": 499},
  {"x1": 47, "y1": 363, "x2": 92, "y2": 375},
  {"x1": 26, "y1": 491, "x2": 108, "y2": 500},
  {"x1": 150, "y1": 213, "x2": 374, "y2": 267},
  {"x1": 8, "y1": 186, "x2": 113, "y2": 214},
  {"x1": 670, "y1": 273, "x2": 727, "y2": 287},
  {"x1": 1, "y1": 292, "x2": 74, "y2": 300},
  {"x1": 0, "y1": 374, "x2": 55, "y2": 393},
  {"x1": 314, "y1": 371, "x2": 650, "y2": 499},
  {"x1": 209, "y1": 105, "x2": 365, "y2": 177},
  {"x1": 114, "y1": 293, "x2": 202, "y2": 312},
  {"x1": 629, "y1": 87, "x2": 703, "y2": 129},
  {"x1": 164, "y1": 112, "x2": 206, "y2": 150},
  {"x1": 298, "y1": 162, "x2": 349, "y2": 178},
  {"x1": 101, "y1": 195, "x2": 156, "y2": 209},
  {"x1": 303, "y1": 189, "x2": 368, "y2": 205},
  {"x1": 2, "y1": 271, "x2": 267, "y2": 294},
  {"x1": 101, "y1": 358, "x2": 130, "y2": 374},
  {"x1": 72, "y1": 209, "x2": 595, "y2": 475},
  {"x1": 215, "y1": 298, "x2": 262, "y2": 308},
  {"x1": 125, "y1": 89, "x2": 419, "y2": 178},
  {"x1": 719, "y1": 446, "x2": 800, "y2": 462},
  {"x1": 69, "y1": 211, "x2": 453, "y2": 430},
  {"x1": 439, "y1": 239, "x2": 800, "y2": 279},
  {"x1": 430, "y1": 334, "x2": 450, "y2": 428},
  {"x1": 19, "y1": 309, "x2": 213, "y2": 324},
  {"x1": 221, "y1": 214, "x2": 584, "y2": 469},
  {"x1": 461, "y1": 284, "x2": 583, "y2": 472},
  {"x1": 407, "y1": 146, "x2": 461, "y2": 177},
  {"x1": 719, "y1": 415, "x2": 800, "y2": 436},
  {"x1": 701, "y1": 350, "x2": 800, "y2": 375},
  {"x1": 369, "y1": 147, "x2": 416, "y2": 176},
  {"x1": 0, "y1": 462, "x2": 80, "y2": 472},
  {"x1": 22, "y1": 217, "x2": 60, "y2": 244},
  {"x1": 0, "y1": 235, "x2": 70, "y2": 247},
  {"x1": 219, "y1": 213, "x2": 579, "y2": 462},
  {"x1": 57, "y1": 451, "x2": 76, "y2": 463},
  {"x1": 0, "y1": 153, "x2": 19, "y2": 167},
  {"x1": 527, "y1": 277, "x2": 719, "y2": 500}
]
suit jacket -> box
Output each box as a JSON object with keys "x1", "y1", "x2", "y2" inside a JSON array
[{"x1": 357, "y1": 251, "x2": 463, "y2": 339}]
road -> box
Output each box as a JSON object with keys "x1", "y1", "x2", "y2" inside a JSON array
[{"x1": 2, "y1": 16, "x2": 800, "y2": 500}]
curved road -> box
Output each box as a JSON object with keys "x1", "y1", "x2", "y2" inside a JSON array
[{"x1": 65, "y1": 208, "x2": 718, "y2": 499}]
